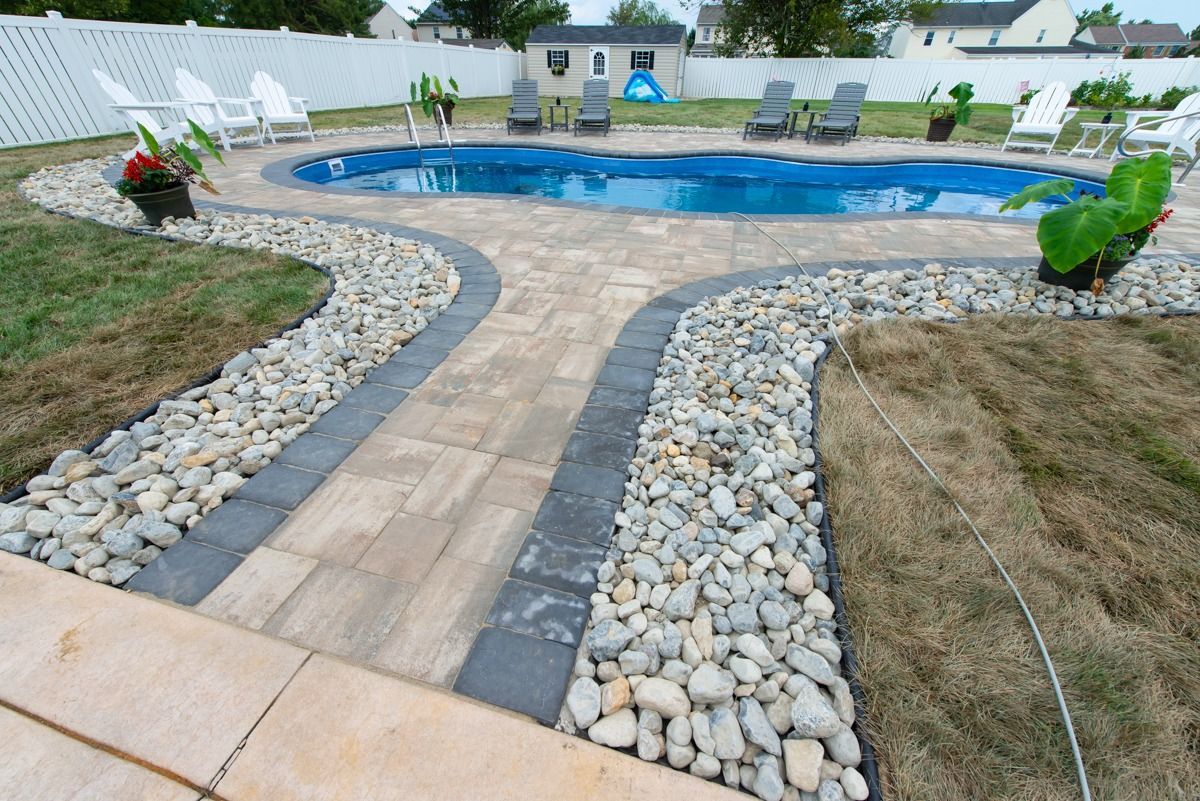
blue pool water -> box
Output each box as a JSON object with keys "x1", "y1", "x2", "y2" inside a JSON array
[{"x1": 293, "y1": 147, "x2": 1103, "y2": 218}]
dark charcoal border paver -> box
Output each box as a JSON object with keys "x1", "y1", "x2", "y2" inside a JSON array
[{"x1": 50, "y1": 194, "x2": 504, "y2": 607}]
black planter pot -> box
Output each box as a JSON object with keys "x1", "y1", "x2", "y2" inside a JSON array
[
  {"x1": 439, "y1": 103, "x2": 454, "y2": 126},
  {"x1": 126, "y1": 182, "x2": 195, "y2": 226},
  {"x1": 926, "y1": 117, "x2": 957, "y2": 142},
  {"x1": 1037, "y1": 255, "x2": 1132, "y2": 290}
]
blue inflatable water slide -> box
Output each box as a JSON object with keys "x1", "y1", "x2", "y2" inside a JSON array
[{"x1": 623, "y1": 69, "x2": 680, "y2": 103}]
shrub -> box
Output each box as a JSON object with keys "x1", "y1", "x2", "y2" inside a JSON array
[
  {"x1": 1071, "y1": 72, "x2": 1134, "y2": 108},
  {"x1": 1157, "y1": 85, "x2": 1199, "y2": 109}
]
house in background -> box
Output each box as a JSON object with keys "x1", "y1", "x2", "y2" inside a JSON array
[
  {"x1": 888, "y1": 0, "x2": 1091, "y2": 59},
  {"x1": 413, "y1": 2, "x2": 471, "y2": 42},
  {"x1": 367, "y1": 3, "x2": 415, "y2": 40},
  {"x1": 1076, "y1": 23, "x2": 1192, "y2": 57},
  {"x1": 442, "y1": 38, "x2": 514, "y2": 52},
  {"x1": 691, "y1": 4, "x2": 727, "y2": 57},
  {"x1": 526, "y1": 25, "x2": 688, "y2": 98}
]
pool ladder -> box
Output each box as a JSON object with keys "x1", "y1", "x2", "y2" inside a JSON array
[{"x1": 403, "y1": 104, "x2": 455, "y2": 169}]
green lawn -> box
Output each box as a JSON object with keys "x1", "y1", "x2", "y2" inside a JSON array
[
  {"x1": 312, "y1": 96, "x2": 1119, "y2": 153},
  {"x1": 0, "y1": 137, "x2": 328, "y2": 493}
]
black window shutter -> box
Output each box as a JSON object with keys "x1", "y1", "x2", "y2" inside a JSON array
[
  {"x1": 631, "y1": 51, "x2": 636, "y2": 70},
  {"x1": 547, "y1": 50, "x2": 552, "y2": 68},
  {"x1": 564, "y1": 50, "x2": 569, "y2": 68},
  {"x1": 649, "y1": 51, "x2": 655, "y2": 69}
]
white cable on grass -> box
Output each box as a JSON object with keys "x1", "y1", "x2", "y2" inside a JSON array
[{"x1": 731, "y1": 212, "x2": 1092, "y2": 801}]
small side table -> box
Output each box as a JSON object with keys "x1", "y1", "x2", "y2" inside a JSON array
[
  {"x1": 790, "y1": 110, "x2": 820, "y2": 141},
  {"x1": 1068, "y1": 122, "x2": 1124, "y2": 158},
  {"x1": 548, "y1": 104, "x2": 570, "y2": 133}
]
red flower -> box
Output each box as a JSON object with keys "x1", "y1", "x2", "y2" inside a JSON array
[{"x1": 1146, "y1": 208, "x2": 1173, "y2": 233}]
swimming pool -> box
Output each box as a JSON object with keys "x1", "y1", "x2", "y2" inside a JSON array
[{"x1": 292, "y1": 147, "x2": 1104, "y2": 218}]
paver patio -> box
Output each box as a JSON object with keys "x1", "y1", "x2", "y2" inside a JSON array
[{"x1": 3, "y1": 128, "x2": 1199, "y2": 795}]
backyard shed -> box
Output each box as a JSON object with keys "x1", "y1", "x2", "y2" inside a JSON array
[{"x1": 525, "y1": 25, "x2": 688, "y2": 98}]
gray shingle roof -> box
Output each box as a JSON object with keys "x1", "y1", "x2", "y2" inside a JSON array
[
  {"x1": 441, "y1": 38, "x2": 507, "y2": 49},
  {"x1": 958, "y1": 41, "x2": 1113, "y2": 55},
  {"x1": 415, "y1": 2, "x2": 450, "y2": 23},
  {"x1": 915, "y1": 0, "x2": 1039, "y2": 28},
  {"x1": 696, "y1": 4, "x2": 726, "y2": 25},
  {"x1": 1084, "y1": 23, "x2": 1189, "y2": 45},
  {"x1": 526, "y1": 25, "x2": 686, "y2": 46}
]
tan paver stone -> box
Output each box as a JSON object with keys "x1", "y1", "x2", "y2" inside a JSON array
[
  {"x1": 340, "y1": 433, "x2": 445, "y2": 486},
  {"x1": 402, "y1": 446, "x2": 500, "y2": 522},
  {"x1": 475, "y1": 401, "x2": 579, "y2": 464},
  {"x1": 217, "y1": 653, "x2": 744, "y2": 801},
  {"x1": 355, "y1": 511, "x2": 455, "y2": 584},
  {"x1": 552, "y1": 341, "x2": 609, "y2": 382},
  {"x1": 466, "y1": 356, "x2": 554, "y2": 401},
  {"x1": 443, "y1": 500, "x2": 535, "y2": 568},
  {"x1": 425, "y1": 392, "x2": 507, "y2": 448},
  {"x1": 370, "y1": 556, "x2": 504, "y2": 686},
  {"x1": 373, "y1": 400, "x2": 446, "y2": 440},
  {"x1": 0, "y1": 706, "x2": 199, "y2": 801},
  {"x1": 268, "y1": 473, "x2": 408, "y2": 566},
  {"x1": 195, "y1": 547, "x2": 318, "y2": 629},
  {"x1": 535, "y1": 376, "x2": 593, "y2": 409},
  {"x1": 476, "y1": 457, "x2": 555, "y2": 512},
  {"x1": 0, "y1": 555, "x2": 307, "y2": 787},
  {"x1": 262, "y1": 563, "x2": 415, "y2": 661}
]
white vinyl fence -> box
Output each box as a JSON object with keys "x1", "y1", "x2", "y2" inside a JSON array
[
  {"x1": 683, "y1": 55, "x2": 1200, "y2": 104},
  {"x1": 0, "y1": 12, "x2": 525, "y2": 147}
]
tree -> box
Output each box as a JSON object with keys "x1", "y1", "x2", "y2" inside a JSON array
[
  {"x1": 501, "y1": 0, "x2": 570, "y2": 49},
  {"x1": 216, "y1": 0, "x2": 384, "y2": 35},
  {"x1": 703, "y1": 0, "x2": 935, "y2": 58},
  {"x1": 606, "y1": 0, "x2": 676, "y2": 26},
  {"x1": 1191, "y1": 24, "x2": 1200, "y2": 41},
  {"x1": 438, "y1": 0, "x2": 566, "y2": 41},
  {"x1": 0, "y1": 0, "x2": 132, "y2": 18},
  {"x1": 1074, "y1": 1, "x2": 1120, "y2": 35}
]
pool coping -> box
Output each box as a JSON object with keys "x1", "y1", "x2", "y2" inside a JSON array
[{"x1": 258, "y1": 140, "x2": 1117, "y2": 224}]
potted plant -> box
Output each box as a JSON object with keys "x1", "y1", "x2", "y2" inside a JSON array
[
  {"x1": 924, "y1": 81, "x2": 974, "y2": 142},
  {"x1": 116, "y1": 121, "x2": 223, "y2": 226},
  {"x1": 1000, "y1": 151, "x2": 1173, "y2": 292},
  {"x1": 550, "y1": 64, "x2": 566, "y2": 76},
  {"x1": 410, "y1": 72, "x2": 460, "y2": 126}
]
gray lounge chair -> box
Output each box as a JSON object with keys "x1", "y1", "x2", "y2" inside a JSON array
[
  {"x1": 743, "y1": 81, "x2": 795, "y2": 140},
  {"x1": 807, "y1": 82, "x2": 867, "y2": 145},
  {"x1": 507, "y1": 79, "x2": 542, "y2": 135},
  {"x1": 574, "y1": 80, "x2": 611, "y2": 136}
]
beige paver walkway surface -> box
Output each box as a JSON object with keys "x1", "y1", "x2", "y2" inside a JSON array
[
  {"x1": 187, "y1": 128, "x2": 1200, "y2": 690},
  {"x1": 0, "y1": 554, "x2": 741, "y2": 801}
]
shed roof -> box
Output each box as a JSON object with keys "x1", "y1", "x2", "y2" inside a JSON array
[{"x1": 526, "y1": 25, "x2": 687, "y2": 46}]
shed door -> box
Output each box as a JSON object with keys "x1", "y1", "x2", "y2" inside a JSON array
[{"x1": 589, "y1": 46, "x2": 609, "y2": 79}]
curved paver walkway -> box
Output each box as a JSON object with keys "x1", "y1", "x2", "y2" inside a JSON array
[{"x1": 175, "y1": 130, "x2": 1199, "y2": 697}]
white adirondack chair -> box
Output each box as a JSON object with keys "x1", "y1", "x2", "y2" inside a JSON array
[
  {"x1": 1116, "y1": 91, "x2": 1200, "y2": 162},
  {"x1": 248, "y1": 72, "x2": 314, "y2": 143},
  {"x1": 1001, "y1": 81, "x2": 1078, "y2": 153},
  {"x1": 93, "y1": 69, "x2": 190, "y2": 157},
  {"x1": 174, "y1": 68, "x2": 263, "y2": 150}
]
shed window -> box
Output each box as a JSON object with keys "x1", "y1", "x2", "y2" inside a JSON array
[
  {"x1": 702, "y1": 26, "x2": 711, "y2": 42},
  {"x1": 923, "y1": 30, "x2": 935, "y2": 46},
  {"x1": 1036, "y1": 28, "x2": 1046, "y2": 43},
  {"x1": 988, "y1": 29, "x2": 1001, "y2": 46},
  {"x1": 547, "y1": 49, "x2": 568, "y2": 68},
  {"x1": 632, "y1": 50, "x2": 655, "y2": 69},
  {"x1": 431, "y1": 25, "x2": 440, "y2": 39},
  {"x1": 947, "y1": 30, "x2": 956, "y2": 44}
]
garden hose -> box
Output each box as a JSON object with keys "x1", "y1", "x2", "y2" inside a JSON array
[{"x1": 730, "y1": 212, "x2": 1093, "y2": 801}]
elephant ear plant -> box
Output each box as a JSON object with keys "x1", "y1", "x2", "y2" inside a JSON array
[
  {"x1": 117, "y1": 121, "x2": 224, "y2": 196},
  {"x1": 409, "y1": 72, "x2": 460, "y2": 118},
  {"x1": 1000, "y1": 151, "x2": 1174, "y2": 293},
  {"x1": 925, "y1": 81, "x2": 975, "y2": 125}
]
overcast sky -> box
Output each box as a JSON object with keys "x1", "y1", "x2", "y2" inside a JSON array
[
  {"x1": 563, "y1": 0, "x2": 1197, "y2": 34},
  {"x1": 393, "y1": 0, "x2": 1196, "y2": 37}
]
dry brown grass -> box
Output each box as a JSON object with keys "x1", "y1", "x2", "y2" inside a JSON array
[{"x1": 818, "y1": 314, "x2": 1200, "y2": 801}]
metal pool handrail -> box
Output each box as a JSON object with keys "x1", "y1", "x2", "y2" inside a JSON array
[
  {"x1": 1116, "y1": 108, "x2": 1200, "y2": 186},
  {"x1": 435, "y1": 102, "x2": 454, "y2": 157},
  {"x1": 404, "y1": 104, "x2": 423, "y2": 167}
]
